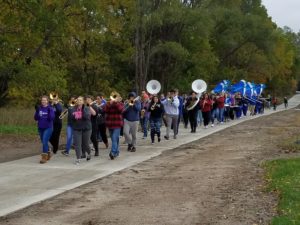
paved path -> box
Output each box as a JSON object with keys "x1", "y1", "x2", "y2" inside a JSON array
[{"x1": 0, "y1": 95, "x2": 299, "y2": 217}]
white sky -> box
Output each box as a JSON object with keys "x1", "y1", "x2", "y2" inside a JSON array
[{"x1": 261, "y1": 0, "x2": 300, "y2": 32}]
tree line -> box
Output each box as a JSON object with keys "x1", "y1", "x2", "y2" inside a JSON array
[{"x1": 0, "y1": 0, "x2": 300, "y2": 107}]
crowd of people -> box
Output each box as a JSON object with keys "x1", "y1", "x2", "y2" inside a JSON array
[{"x1": 34, "y1": 89, "x2": 281, "y2": 165}]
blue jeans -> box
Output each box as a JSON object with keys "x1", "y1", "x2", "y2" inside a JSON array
[
  {"x1": 217, "y1": 108, "x2": 225, "y2": 122},
  {"x1": 211, "y1": 109, "x2": 217, "y2": 124},
  {"x1": 197, "y1": 110, "x2": 203, "y2": 125},
  {"x1": 109, "y1": 128, "x2": 121, "y2": 157},
  {"x1": 150, "y1": 118, "x2": 161, "y2": 142},
  {"x1": 140, "y1": 117, "x2": 148, "y2": 137},
  {"x1": 38, "y1": 127, "x2": 53, "y2": 153},
  {"x1": 66, "y1": 125, "x2": 73, "y2": 153}
]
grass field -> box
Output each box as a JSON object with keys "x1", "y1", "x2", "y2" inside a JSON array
[
  {"x1": 0, "y1": 108, "x2": 69, "y2": 136},
  {"x1": 265, "y1": 158, "x2": 300, "y2": 225},
  {"x1": 0, "y1": 108, "x2": 37, "y2": 135}
]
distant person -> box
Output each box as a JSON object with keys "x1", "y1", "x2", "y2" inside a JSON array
[
  {"x1": 284, "y1": 97, "x2": 288, "y2": 109},
  {"x1": 200, "y1": 93, "x2": 212, "y2": 129},
  {"x1": 272, "y1": 96, "x2": 277, "y2": 111},
  {"x1": 149, "y1": 95, "x2": 164, "y2": 143},
  {"x1": 161, "y1": 89, "x2": 180, "y2": 139},
  {"x1": 62, "y1": 96, "x2": 76, "y2": 156},
  {"x1": 34, "y1": 95, "x2": 55, "y2": 164},
  {"x1": 123, "y1": 92, "x2": 141, "y2": 152},
  {"x1": 49, "y1": 96, "x2": 63, "y2": 154},
  {"x1": 104, "y1": 94, "x2": 124, "y2": 160}
]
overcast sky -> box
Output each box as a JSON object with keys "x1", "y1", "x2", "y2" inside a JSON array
[{"x1": 261, "y1": 0, "x2": 300, "y2": 32}]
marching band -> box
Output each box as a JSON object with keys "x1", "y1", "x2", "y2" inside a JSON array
[{"x1": 34, "y1": 79, "x2": 272, "y2": 165}]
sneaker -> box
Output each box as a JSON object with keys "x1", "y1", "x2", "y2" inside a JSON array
[
  {"x1": 81, "y1": 155, "x2": 86, "y2": 159},
  {"x1": 164, "y1": 136, "x2": 169, "y2": 140},
  {"x1": 109, "y1": 152, "x2": 115, "y2": 160},
  {"x1": 129, "y1": 147, "x2": 136, "y2": 152},
  {"x1": 211, "y1": 124, "x2": 214, "y2": 127},
  {"x1": 61, "y1": 151, "x2": 69, "y2": 156},
  {"x1": 87, "y1": 154, "x2": 91, "y2": 161},
  {"x1": 174, "y1": 135, "x2": 177, "y2": 139},
  {"x1": 151, "y1": 141, "x2": 154, "y2": 145},
  {"x1": 127, "y1": 144, "x2": 133, "y2": 151},
  {"x1": 75, "y1": 159, "x2": 80, "y2": 165},
  {"x1": 105, "y1": 143, "x2": 109, "y2": 149},
  {"x1": 205, "y1": 126, "x2": 208, "y2": 129},
  {"x1": 221, "y1": 122, "x2": 224, "y2": 124},
  {"x1": 158, "y1": 137, "x2": 161, "y2": 142},
  {"x1": 94, "y1": 151, "x2": 99, "y2": 157}
]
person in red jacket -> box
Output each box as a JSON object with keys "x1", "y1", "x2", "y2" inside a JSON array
[
  {"x1": 104, "y1": 94, "x2": 124, "y2": 160},
  {"x1": 216, "y1": 92, "x2": 225, "y2": 123},
  {"x1": 200, "y1": 93, "x2": 212, "y2": 129}
]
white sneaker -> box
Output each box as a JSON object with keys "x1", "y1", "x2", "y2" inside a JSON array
[
  {"x1": 205, "y1": 126, "x2": 208, "y2": 129},
  {"x1": 221, "y1": 122, "x2": 224, "y2": 124},
  {"x1": 211, "y1": 124, "x2": 214, "y2": 127},
  {"x1": 75, "y1": 159, "x2": 80, "y2": 165}
]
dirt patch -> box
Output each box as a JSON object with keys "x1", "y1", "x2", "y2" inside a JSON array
[{"x1": 1, "y1": 110, "x2": 300, "y2": 225}]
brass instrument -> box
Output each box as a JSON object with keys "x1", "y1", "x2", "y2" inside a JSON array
[
  {"x1": 49, "y1": 92, "x2": 63, "y2": 105},
  {"x1": 186, "y1": 97, "x2": 198, "y2": 111},
  {"x1": 59, "y1": 99, "x2": 77, "y2": 120},
  {"x1": 187, "y1": 79, "x2": 207, "y2": 111},
  {"x1": 87, "y1": 100, "x2": 97, "y2": 107},
  {"x1": 140, "y1": 109, "x2": 146, "y2": 118},
  {"x1": 150, "y1": 103, "x2": 157, "y2": 110},
  {"x1": 124, "y1": 96, "x2": 141, "y2": 111},
  {"x1": 110, "y1": 91, "x2": 121, "y2": 102}
]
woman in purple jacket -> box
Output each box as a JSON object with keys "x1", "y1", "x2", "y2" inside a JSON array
[{"x1": 34, "y1": 96, "x2": 55, "y2": 164}]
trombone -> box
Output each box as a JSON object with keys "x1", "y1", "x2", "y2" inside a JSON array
[
  {"x1": 49, "y1": 92, "x2": 63, "y2": 105},
  {"x1": 59, "y1": 99, "x2": 77, "y2": 120}
]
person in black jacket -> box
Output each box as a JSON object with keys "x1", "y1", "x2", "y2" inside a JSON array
[
  {"x1": 49, "y1": 97, "x2": 63, "y2": 154},
  {"x1": 149, "y1": 96, "x2": 164, "y2": 144},
  {"x1": 71, "y1": 96, "x2": 96, "y2": 165},
  {"x1": 96, "y1": 95, "x2": 109, "y2": 149},
  {"x1": 185, "y1": 91, "x2": 199, "y2": 133},
  {"x1": 86, "y1": 96, "x2": 100, "y2": 157}
]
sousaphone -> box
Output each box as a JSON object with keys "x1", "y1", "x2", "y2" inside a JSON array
[
  {"x1": 146, "y1": 80, "x2": 161, "y2": 95},
  {"x1": 187, "y1": 79, "x2": 207, "y2": 111}
]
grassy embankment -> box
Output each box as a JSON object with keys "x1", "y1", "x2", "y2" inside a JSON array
[
  {"x1": 0, "y1": 108, "x2": 37, "y2": 135},
  {"x1": 265, "y1": 137, "x2": 300, "y2": 225}
]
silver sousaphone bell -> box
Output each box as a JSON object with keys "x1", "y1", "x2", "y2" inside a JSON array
[
  {"x1": 187, "y1": 79, "x2": 207, "y2": 111},
  {"x1": 146, "y1": 80, "x2": 161, "y2": 95}
]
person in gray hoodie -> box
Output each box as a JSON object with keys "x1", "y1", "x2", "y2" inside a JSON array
[
  {"x1": 161, "y1": 89, "x2": 180, "y2": 140},
  {"x1": 71, "y1": 96, "x2": 96, "y2": 165},
  {"x1": 123, "y1": 92, "x2": 141, "y2": 152}
]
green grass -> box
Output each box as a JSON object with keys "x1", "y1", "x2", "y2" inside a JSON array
[
  {"x1": 0, "y1": 125, "x2": 37, "y2": 135},
  {"x1": 265, "y1": 158, "x2": 300, "y2": 225}
]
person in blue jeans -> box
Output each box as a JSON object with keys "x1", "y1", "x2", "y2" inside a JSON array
[
  {"x1": 149, "y1": 96, "x2": 164, "y2": 144},
  {"x1": 104, "y1": 95, "x2": 124, "y2": 160},
  {"x1": 62, "y1": 97, "x2": 76, "y2": 156},
  {"x1": 140, "y1": 95, "x2": 150, "y2": 139},
  {"x1": 34, "y1": 95, "x2": 55, "y2": 164}
]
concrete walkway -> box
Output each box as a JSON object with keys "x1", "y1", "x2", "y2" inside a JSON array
[{"x1": 0, "y1": 95, "x2": 299, "y2": 217}]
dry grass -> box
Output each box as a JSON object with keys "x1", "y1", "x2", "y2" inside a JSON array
[{"x1": 0, "y1": 108, "x2": 35, "y2": 126}]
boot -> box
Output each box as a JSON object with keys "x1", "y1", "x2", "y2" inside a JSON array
[
  {"x1": 94, "y1": 150, "x2": 99, "y2": 157},
  {"x1": 40, "y1": 153, "x2": 48, "y2": 164},
  {"x1": 47, "y1": 151, "x2": 51, "y2": 161}
]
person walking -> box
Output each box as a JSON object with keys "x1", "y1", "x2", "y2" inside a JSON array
[{"x1": 34, "y1": 95, "x2": 55, "y2": 164}]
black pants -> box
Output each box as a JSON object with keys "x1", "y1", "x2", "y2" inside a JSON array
[
  {"x1": 90, "y1": 123, "x2": 99, "y2": 153},
  {"x1": 188, "y1": 110, "x2": 198, "y2": 132},
  {"x1": 49, "y1": 123, "x2": 62, "y2": 153},
  {"x1": 183, "y1": 110, "x2": 189, "y2": 128},
  {"x1": 98, "y1": 123, "x2": 108, "y2": 145},
  {"x1": 202, "y1": 111, "x2": 211, "y2": 127}
]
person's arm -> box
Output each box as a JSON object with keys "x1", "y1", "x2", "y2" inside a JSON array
[
  {"x1": 172, "y1": 97, "x2": 180, "y2": 108},
  {"x1": 90, "y1": 105, "x2": 97, "y2": 116},
  {"x1": 48, "y1": 107, "x2": 55, "y2": 121},
  {"x1": 82, "y1": 106, "x2": 92, "y2": 120},
  {"x1": 34, "y1": 108, "x2": 40, "y2": 121},
  {"x1": 134, "y1": 101, "x2": 141, "y2": 111}
]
